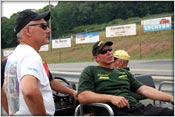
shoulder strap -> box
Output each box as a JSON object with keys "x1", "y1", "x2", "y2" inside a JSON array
[
  {"x1": 42, "y1": 60, "x2": 54, "y2": 81},
  {"x1": 42, "y1": 60, "x2": 49, "y2": 77}
]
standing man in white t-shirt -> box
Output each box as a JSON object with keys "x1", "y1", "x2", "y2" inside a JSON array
[{"x1": 2, "y1": 9, "x2": 55, "y2": 115}]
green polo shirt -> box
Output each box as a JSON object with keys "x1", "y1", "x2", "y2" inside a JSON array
[{"x1": 78, "y1": 66, "x2": 143, "y2": 106}]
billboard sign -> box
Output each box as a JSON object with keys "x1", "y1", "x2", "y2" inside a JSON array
[
  {"x1": 52, "y1": 38, "x2": 71, "y2": 48},
  {"x1": 143, "y1": 17, "x2": 171, "y2": 32},
  {"x1": 106, "y1": 24, "x2": 136, "y2": 37},
  {"x1": 3, "y1": 49, "x2": 14, "y2": 57},
  {"x1": 40, "y1": 44, "x2": 48, "y2": 51},
  {"x1": 75, "y1": 32, "x2": 99, "y2": 44}
]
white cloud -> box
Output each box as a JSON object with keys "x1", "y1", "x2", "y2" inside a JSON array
[{"x1": 1, "y1": 1, "x2": 58, "y2": 18}]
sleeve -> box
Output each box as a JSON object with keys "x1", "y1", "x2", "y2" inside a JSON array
[
  {"x1": 78, "y1": 66, "x2": 95, "y2": 93},
  {"x1": 20, "y1": 56, "x2": 49, "y2": 85}
]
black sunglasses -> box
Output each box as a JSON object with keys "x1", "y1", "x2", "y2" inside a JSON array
[
  {"x1": 28, "y1": 23, "x2": 48, "y2": 30},
  {"x1": 99, "y1": 47, "x2": 112, "y2": 54},
  {"x1": 114, "y1": 57, "x2": 118, "y2": 61}
]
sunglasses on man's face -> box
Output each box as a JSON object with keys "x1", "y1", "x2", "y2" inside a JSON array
[
  {"x1": 114, "y1": 57, "x2": 118, "y2": 61},
  {"x1": 28, "y1": 23, "x2": 48, "y2": 30},
  {"x1": 99, "y1": 47, "x2": 112, "y2": 54}
]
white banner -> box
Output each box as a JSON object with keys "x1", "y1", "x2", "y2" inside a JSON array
[
  {"x1": 52, "y1": 38, "x2": 71, "y2": 48},
  {"x1": 40, "y1": 44, "x2": 49, "y2": 51},
  {"x1": 142, "y1": 17, "x2": 171, "y2": 32},
  {"x1": 3, "y1": 49, "x2": 14, "y2": 57},
  {"x1": 75, "y1": 32, "x2": 99, "y2": 44},
  {"x1": 106, "y1": 24, "x2": 136, "y2": 37}
]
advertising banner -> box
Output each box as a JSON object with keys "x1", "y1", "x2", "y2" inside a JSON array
[
  {"x1": 3, "y1": 49, "x2": 14, "y2": 57},
  {"x1": 75, "y1": 32, "x2": 99, "y2": 44},
  {"x1": 106, "y1": 24, "x2": 136, "y2": 37},
  {"x1": 143, "y1": 17, "x2": 171, "y2": 32},
  {"x1": 40, "y1": 44, "x2": 48, "y2": 51},
  {"x1": 52, "y1": 38, "x2": 71, "y2": 48}
]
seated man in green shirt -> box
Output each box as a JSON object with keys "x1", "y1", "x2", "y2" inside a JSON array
[{"x1": 77, "y1": 40, "x2": 174, "y2": 116}]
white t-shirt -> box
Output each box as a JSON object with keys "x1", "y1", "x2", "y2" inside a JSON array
[{"x1": 4, "y1": 45, "x2": 55, "y2": 115}]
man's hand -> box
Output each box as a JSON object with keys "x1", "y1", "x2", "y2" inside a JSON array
[
  {"x1": 110, "y1": 96, "x2": 130, "y2": 108},
  {"x1": 71, "y1": 90, "x2": 78, "y2": 100},
  {"x1": 169, "y1": 96, "x2": 174, "y2": 105}
]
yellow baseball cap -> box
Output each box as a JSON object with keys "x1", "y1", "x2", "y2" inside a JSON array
[{"x1": 114, "y1": 50, "x2": 130, "y2": 60}]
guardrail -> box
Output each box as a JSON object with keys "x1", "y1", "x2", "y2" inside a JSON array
[
  {"x1": 51, "y1": 71, "x2": 80, "y2": 83},
  {"x1": 50, "y1": 71, "x2": 173, "y2": 83}
]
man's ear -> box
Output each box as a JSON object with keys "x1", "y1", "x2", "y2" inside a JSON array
[
  {"x1": 121, "y1": 60, "x2": 125, "y2": 65},
  {"x1": 93, "y1": 55, "x2": 97, "y2": 60},
  {"x1": 94, "y1": 55, "x2": 100, "y2": 62},
  {"x1": 118, "y1": 60, "x2": 123, "y2": 66},
  {"x1": 24, "y1": 26, "x2": 32, "y2": 37}
]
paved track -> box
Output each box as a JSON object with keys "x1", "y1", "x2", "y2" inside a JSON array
[
  {"x1": 48, "y1": 59, "x2": 174, "y2": 76},
  {"x1": 49, "y1": 59, "x2": 174, "y2": 90}
]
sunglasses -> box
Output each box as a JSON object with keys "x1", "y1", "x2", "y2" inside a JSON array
[
  {"x1": 114, "y1": 57, "x2": 118, "y2": 61},
  {"x1": 99, "y1": 47, "x2": 112, "y2": 54},
  {"x1": 28, "y1": 23, "x2": 48, "y2": 30}
]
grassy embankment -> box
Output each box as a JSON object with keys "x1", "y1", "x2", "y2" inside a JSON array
[{"x1": 40, "y1": 28, "x2": 173, "y2": 64}]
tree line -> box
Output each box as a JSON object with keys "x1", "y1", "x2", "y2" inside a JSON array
[{"x1": 1, "y1": 1, "x2": 173, "y2": 49}]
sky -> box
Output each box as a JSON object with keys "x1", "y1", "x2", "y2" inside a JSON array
[{"x1": 1, "y1": 1, "x2": 58, "y2": 18}]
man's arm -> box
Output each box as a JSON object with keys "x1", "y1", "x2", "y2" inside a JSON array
[
  {"x1": 1, "y1": 88, "x2": 9, "y2": 114},
  {"x1": 78, "y1": 91, "x2": 130, "y2": 108},
  {"x1": 50, "y1": 79, "x2": 77, "y2": 99},
  {"x1": 21, "y1": 75, "x2": 46, "y2": 115},
  {"x1": 136, "y1": 85, "x2": 174, "y2": 104}
]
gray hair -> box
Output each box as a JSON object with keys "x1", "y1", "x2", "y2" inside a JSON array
[{"x1": 16, "y1": 30, "x2": 23, "y2": 43}]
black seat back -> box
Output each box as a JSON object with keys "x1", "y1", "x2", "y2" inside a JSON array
[
  {"x1": 131, "y1": 75, "x2": 155, "y2": 100},
  {"x1": 53, "y1": 76, "x2": 77, "y2": 116}
]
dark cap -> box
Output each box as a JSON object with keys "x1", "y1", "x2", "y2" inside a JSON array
[
  {"x1": 92, "y1": 40, "x2": 113, "y2": 56},
  {"x1": 14, "y1": 9, "x2": 50, "y2": 35}
]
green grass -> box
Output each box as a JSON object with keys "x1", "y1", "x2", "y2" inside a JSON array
[
  {"x1": 40, "y1": 29, "x2": 173, "y2": 64},
  {"x1": 2, "y1": 29, "x2": 173, "y2": 63}
]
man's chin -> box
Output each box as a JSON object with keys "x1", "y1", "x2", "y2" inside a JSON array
[{"x1": 45, "y1": 40, "x2": 50, "y2": 44}]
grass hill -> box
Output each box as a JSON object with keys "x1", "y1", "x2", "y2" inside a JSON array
[{"x1": 40, "y1": 26, "x2": 173, "y2": 64}]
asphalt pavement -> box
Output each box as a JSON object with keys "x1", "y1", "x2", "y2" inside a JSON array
[
  {"x1": 49, "y1": 59, "x2": 174, "y2": 90},
  {"x1": 48, "y1": 59, "x2": 174, "y2": 77}
]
